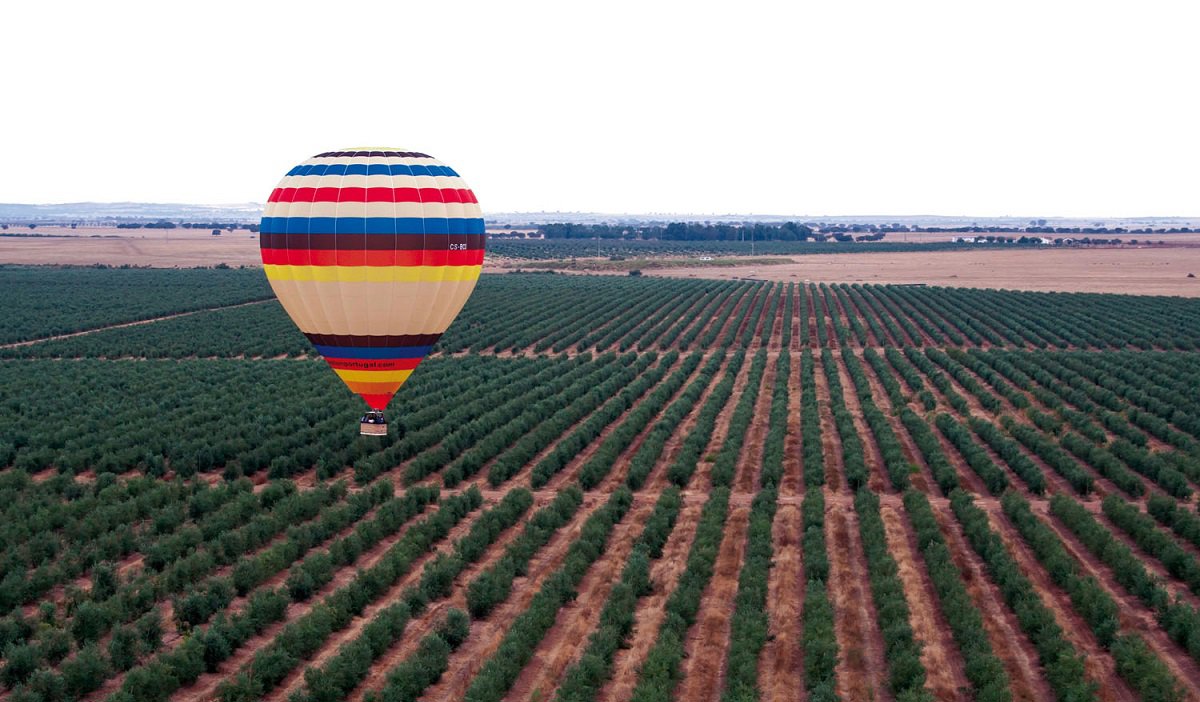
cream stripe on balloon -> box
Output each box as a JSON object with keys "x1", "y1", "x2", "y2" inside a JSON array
[
  {"x1": 305, "y1": 156, "x2": 446, "y2": 166},
  {"x1": 274, "y1": 173, "x2": 471, "y2": 190},
  {"x1": 263, "y1": 264, "x2": 482, "y2": 283}
]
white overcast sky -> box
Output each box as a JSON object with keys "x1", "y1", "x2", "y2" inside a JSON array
[{"x1": 3, "y1": 0, "x2": 1196, "y2": 217}]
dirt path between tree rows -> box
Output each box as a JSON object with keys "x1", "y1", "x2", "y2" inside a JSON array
[
  {"x1": 759, "y1": 345, "x2": 805, "y2": 697},
  {"x1": 1034, "y1": 501, "x2": 1200, "y2": 698},
  {"x1": 420, "y1": 348, "x2": 733, "y2": 701},
  {"x1": 673, "y1": 503, "x2": 748, "y2": 702},
  {"x1": 260, "y1": 496, "x2": 493, "y2": 702},
  {"x1": 344, "y1": 490, "x2": 539, "y2": 702},
  {"x1": 80, "y1": 487, "x2": 363, "y2": 702},
  {"x1": 167, "y1": 488, "x2": 478, "y2": 702},
  {"x1": 595, "y1": 350, "x2": 741, "y2": 702},
  {"x1": 857, "y1": 349, "x2": 1039, "y2": 699},
  {"x1": 673, "y1": 351, "x2": 772, "y2": 701},
  {"x1": 878, "y1": 501, "x2": 972, "y2": 699},
  {"x1": 502, "y1": 497, "x2": 661, "y2": 701},
  {"x1": 806, "y1": 348, "x2": 890, "y2": 701},
  {"x1": 0, "y1": 299, "x2": 273, "y2": 349},
  {"x1": 874, "y1": 345, "x2": 1198, "y2": 699},
  {"x1": 826, "y1": 496, "x2": 892, "y2": 702}
]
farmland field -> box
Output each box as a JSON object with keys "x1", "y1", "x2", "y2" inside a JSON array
[
  {"x1": 5, "y1": 267, "x2": 1200, "y2": 702},
  {"x1": 650, "y1": 247, "x2": 1200, "y2": 297},
  {"x1": 5, "y1": 228, "x2": 1200, "y2": 297}
]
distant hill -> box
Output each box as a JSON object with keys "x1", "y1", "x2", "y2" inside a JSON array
[
  {"x1": 0, "y1": 202, "x2": 1196, "y2": 230},
  {"x1": 0, "y1": 202, "x2": 262, "y2": 222},
  {"x1": 486, "y1": 212, "x2": 1200, "y2": 229}
]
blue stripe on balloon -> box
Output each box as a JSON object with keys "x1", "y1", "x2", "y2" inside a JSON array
[
  {"x1": 314, "y1": 344, "x2": 433, "y2": 359},
  {"x1": 259, "y1": 217, "x2": 485, "y2": 235},
  {"x1": 285, "y1": 163, "x2": 460, "y2": 177}
]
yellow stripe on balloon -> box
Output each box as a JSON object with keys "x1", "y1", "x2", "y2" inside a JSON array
[
  {"x1": 263, "y1": 264, "x2": 482, "y2": 283},
  {"x1": 333, "y1": 368, "x2": 414, "y2": 383}
]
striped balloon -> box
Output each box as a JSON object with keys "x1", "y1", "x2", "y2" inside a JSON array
[{"x1": 260, "y1": 148, "x2": 484, "y2": 410}]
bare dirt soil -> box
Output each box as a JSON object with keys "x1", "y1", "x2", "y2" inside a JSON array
[
  {"x1": 757, "y1": 498, "x2": 804, "y2": 700},
  {"x1": 0, "y1": 228, "x2": 264, "y2": 267},
  {"x1": 653, "y1": 247, "x2": 1200, "y2": 296},
  {"x1": 0, "y1": 226, "x2": 510, "y2": 271},
  {"x1": 502, "y1": 498, "x2": 657, "y2": 701},
  {"x1": 883, "y1": 348, "x2": 1199, "y2": 700},
  {"x1": 826, "y1": 497, "x2": 893, "y2": 702},
  {"x1": 417, "y1": 492, "x2": 609, "y2": 701},
  {"x1": 166, "y1": 494, "x2": 459, "y2": 702},
  {"x1": 758, "y1": 343, "x2": 806, "y2": 700},
  {"x1": 596, "y1": 351, "x2": 739, "y2": 702},
  {"x1": 8, "y1": 227, "x2": 1200, "y2": 297},
  {"x1": 878, "y1": 502, "x2": 971, "y2": 699},
  {"x1": 876, "y1": 230, "x2": 1200, "y2": 245}
]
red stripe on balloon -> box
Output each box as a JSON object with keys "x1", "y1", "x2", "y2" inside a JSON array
[
  {"x1": 260, "y1": 248, "x2": 484, "y2": 267},
  {"x1": 268, "y1": 187, "x2": 478, "y2": 204},
  {"x1": 359, "y1": 393, "x2": 394, "y2": 410}
]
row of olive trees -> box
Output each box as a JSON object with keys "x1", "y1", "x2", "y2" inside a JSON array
[
  {"x1": 842, "y1": 348, "x2": 1010, "y2": 700},
  {"x1": 617, "y1": 284, "x2": 715, "y2": 352},
  {"x1": 903, "y1": 491, "x2": 1011, "y2": 701},
  {"x1": 362, "y1": 609, "x2": 470, "y2": 702},
  {"x1": 2, "y1": 480, "x2": 359, "y2": 696},
  {"x1": 1061, "y1": 495, "x2": 1200, "y2": 671},
  {"x1": 799, "y1": 351, "x2": 837, "y2": 698},
  {"x1": 622, "y1": 352, "x2": 727, "y2": 490},
  {"x1": 949, "y1": 490, "x2": 1097, "y2": 699},
  {"x1": 655, "y1": 287, "x2": 727, "y2": 350},
  {"x1": 721, "y1": 350, "x2": 790, "y2": 701},
  {"x1": 214, "y1": 489, "x2": 482, "y2": 702},
  {"x1": 464, "y1": 488, "x2": 634, "y2": 702},
  {"x1": 391, "y1": 353, "x2": 619, "y2": 485},
  {"x1": 359, "y1": 355, "x2": 592, "y2": 485},
  {"x1": 285, "y1": 489, "x2": 533, "y2": 702},
  {"x1": 2, "y1": 302, "x2": 308, "y2": 361},
  {"x1": 578, "y1": 352, "x2": 706, "y2": 489},
  {"x1": 0, "y1": 266, "x2": 269, "y2": 345},
  {"x1": 1002, "y1": 492, "x2": 1184, "y2": 701},
  {"x1": 815, "y1": 348, "x2": 932, "y2": 700},
  {"x1": 930, "y1": 349, "x2": 1193, "y2": 500},
  {"x1": 551, "y1": 487, "x2": 683, "y2": 701},
  {"x1": 28, "y1": 485, "x2": 433, "y2": 702},
  {"x1": 627, "y1": 348, "x2": 756, "y2": 700},
  {"x1": 484, "y1": 354, "x2": 655, "y2": 487}
]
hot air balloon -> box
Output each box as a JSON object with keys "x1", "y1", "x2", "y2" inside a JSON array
[{"x1": 259, "y1": 148, "x2": 485, "y2": 435}]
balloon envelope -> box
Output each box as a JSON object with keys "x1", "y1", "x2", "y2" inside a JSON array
[{"x1": 260, "y1": 148, "x2": 484, "y2": 409}]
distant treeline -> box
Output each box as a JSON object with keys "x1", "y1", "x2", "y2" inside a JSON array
[
  {"x1": 539, "y1": 222, "x2": 822, "y2": 241},
  {"x1": 923, "y1": 225, "x2": 1196, "y2": 235},
  {"x1": 535, "y1": 221, "x2": 1196, "y2": 241},
  {"x1": 954, "y1": 235, "x2": 1134, "y2": 246},
  {"x1": 114, "y1": 222, "x2": 260, "y2": 232}
]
